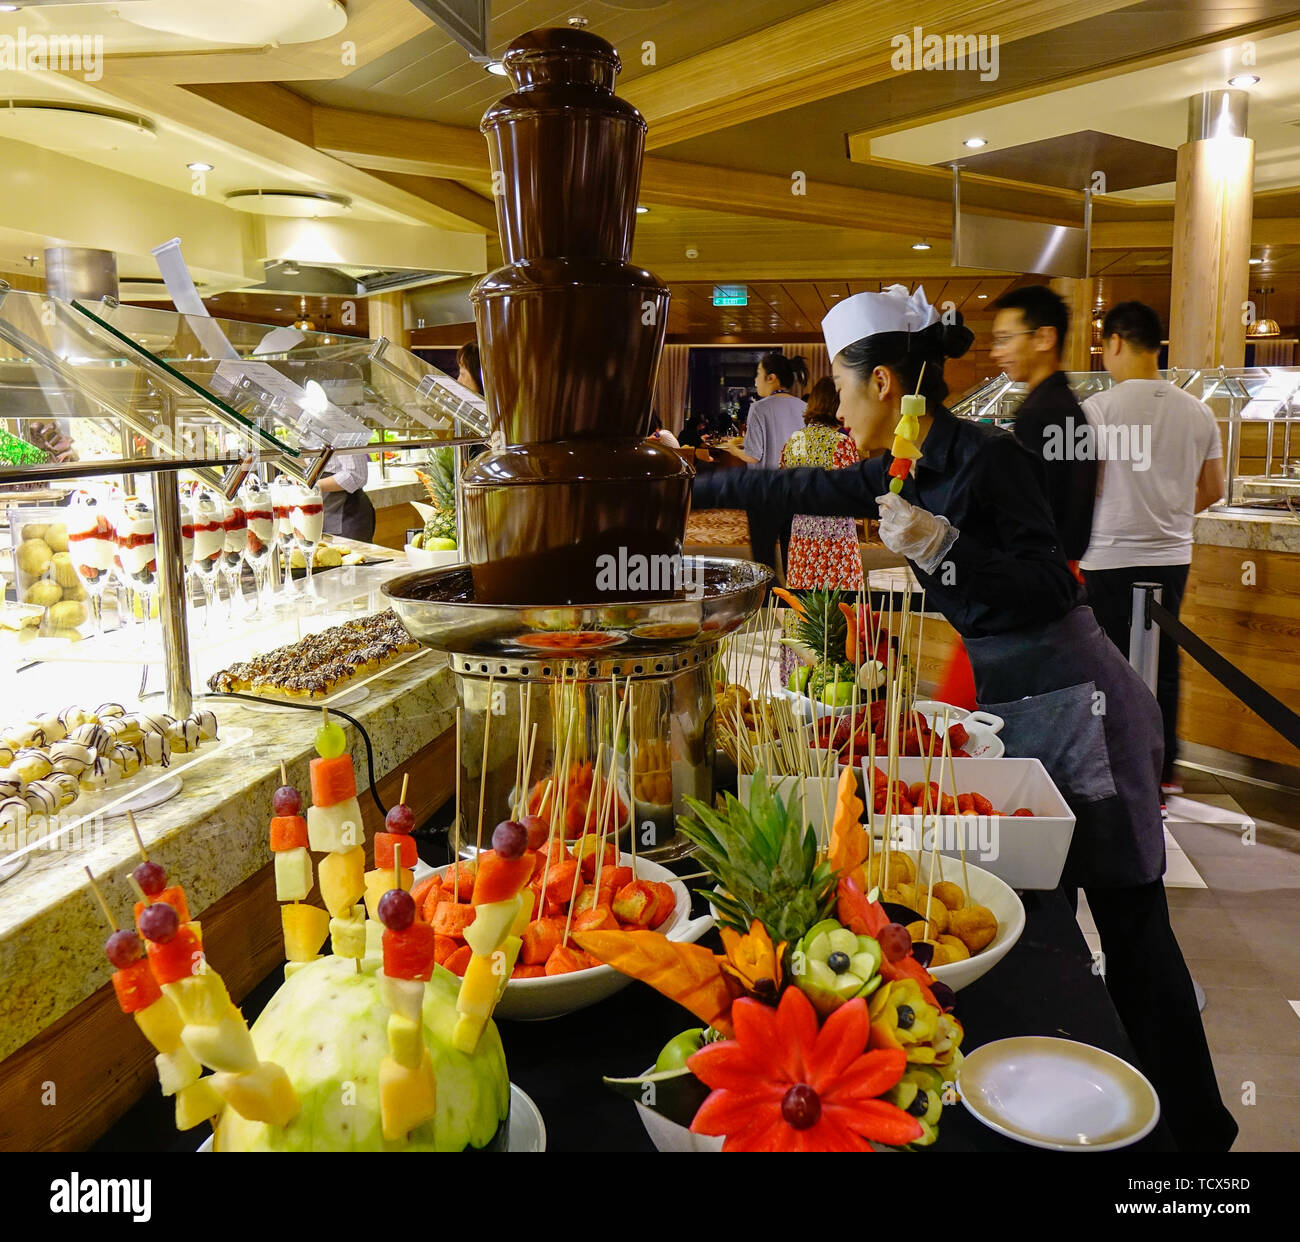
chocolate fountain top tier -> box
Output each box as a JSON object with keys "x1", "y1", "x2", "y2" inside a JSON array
[{"x1": 482, "y1": 28, "x2": 646, "y2": 265}]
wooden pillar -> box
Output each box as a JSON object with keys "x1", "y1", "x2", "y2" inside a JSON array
[
  {"x1": 1050, "y1": 277, "x2": 1093, "y2": 372},
  {"x1": 369, "y1": 291, "x2": 410, "y2": 349},
  {"x1": 1168, "y1": 92, "x2": 1254, "y2": 369}
]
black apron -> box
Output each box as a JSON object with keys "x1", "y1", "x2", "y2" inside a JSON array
[
  {"x1": 324, "y1": 488, "x2": 376, "y2": 542},
  {"x1": 964, "y1": 605, "x2": 1165, "y2": 890}
]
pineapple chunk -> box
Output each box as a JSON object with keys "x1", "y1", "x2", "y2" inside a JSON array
[
  {"x1": 511, "y1": 889, "x2": 535, "y2": 936},
  {"x1": 379, "y1": 1051, "x2": 437, "y2": 1142},
  {"x1": 380, "y1": 973, "x2": 424, "y2": 1023},
  {"x1": 175, "y1": 1076, "x2": 224, "y2": 1131},
  {"x1": 133, "y1": 995, "x2": 184, "y2": 1053},
  {"x1": 274, "y1": 846, "x2": 313, "y2": 903},
  {"x1": 163, "y1": 970, "x2": 231, "y2": 1025},
  {"x1": 453, "y1": 1012, "x2": 487, "y2": 1055},
  {"x1": 494, "y1": 935, "x2": 522, "y2": 1004},
  {"x1": 456, "y1": 953, "x2": 499, "y2": 1022},
  {"x1": 211, "y1": 1061, "x2": 299, "y2": 1127},
  {"x1": 318, "y1": 845, "x2": 365, "y2": 917},
  {"x1": 155, "y1": 1045, "x2": 202, "y2": 1096},
  {"x1": 387, "y1": 1013, "x2": 423, "y2": 1069},
  {"x1": 463, "y1": 893, "x2": 523, "y2": 957},
  {"x1": 281, "y1": 902, "x2": 330, "y2": 962},
  {"x1": 364, "y1": 866, "x2": 413, "y2": 920},
  {"x1": 329, "y1": 904, "x2": 367, "y2": 958},
  {"x1": 307, "y1": 797, "x2": 364, "y2": 853},
  {"x1": 180, "y1": 1005, "x2": 259, "y2": 1073}
]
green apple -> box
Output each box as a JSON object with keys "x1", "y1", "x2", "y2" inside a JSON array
[
  {"x1": 820, "y1": 680, "x2": 855, "y2": 707},
  {"x1": 786, "y1": 665, "x2": 811, "y2": 694},
  {"x1": 654, "y1": 1026, "x2": 707, "y2": 1073},
  {"x1": 425, "y1": 537, "x2": 457, "y2": 551}
]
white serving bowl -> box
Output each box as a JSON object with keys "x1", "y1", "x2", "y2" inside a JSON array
[
  {"x1": 404, "y1": 543, "x2": 460, "y2": 569},
  {"x1": 429, "y1": 853, "x2": 712, "y2": 1021},
  {"x1": 905, "y1": 858, "x2": 1024, "y2": 992},
  {"x1": 636, "y1": 1074, "x2": 724, "y2": 1152}
]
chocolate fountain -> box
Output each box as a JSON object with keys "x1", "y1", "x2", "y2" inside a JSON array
[{"x1": 384, "y1": 26, "x2": 770, "y2": 853}]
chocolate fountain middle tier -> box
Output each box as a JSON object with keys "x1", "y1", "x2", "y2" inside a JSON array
[
  {"x1": 473, "y1": 258, "x2": 668, "y2": 443},
  {"x1": 461, "y1": 438, "x2": 691, "y2": 606}
]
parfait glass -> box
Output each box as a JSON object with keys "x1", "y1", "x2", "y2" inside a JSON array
[
  {"x1": 65, "y1": 489, "x2": 117, "y2": 634},
  {"x1": 179, "y1": 490, "x2": 196, "y2": 611},
  {"x1": 290, "y1": 483, "x2": 325, "y2": 598},
  {"x1": 190, "y1": 486, "x2": 227, "y2": 622},
  {"x1": 271, "y1": 476, "x2": 299, "y2": 600},
  {"x1": 113, "y1": 494, "x2": 157, "y2": 632},
  {"x1": 239, "y1": 476, "x2": 275, "y2": 613},
  {"x1": 221, "y1": 498, "x2": 248, "y2": 615}
]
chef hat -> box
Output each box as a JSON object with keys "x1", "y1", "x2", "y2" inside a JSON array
[{"x1": 821, "y1": 284, "x2": 941, "y2": 360}]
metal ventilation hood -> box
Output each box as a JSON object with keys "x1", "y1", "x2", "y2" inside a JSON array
[{"x1": 256, "y1": 261, "x2": 466, "y2": 297}]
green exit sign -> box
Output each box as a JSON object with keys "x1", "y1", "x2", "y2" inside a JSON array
[{"x1": 712, "y1": 285, "x2": 748, "y2": 306}]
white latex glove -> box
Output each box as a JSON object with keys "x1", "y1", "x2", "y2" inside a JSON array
[{"x1": 875, "y1": 492, "x2": 958, "y2": 574}]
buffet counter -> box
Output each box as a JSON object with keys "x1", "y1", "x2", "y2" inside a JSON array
[{"x1": 0, "y1": 542, "x2": 460, "y2": 1151}]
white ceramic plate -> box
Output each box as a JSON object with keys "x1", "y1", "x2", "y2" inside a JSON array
[
  {"x1": 957, "y1": 1037, "x2": 1160, "y2": 1151},
  {"x1": 911, "y1": 701, "x2": 1005, "y2": 758},
  {"x1": 198, "y1": 1083, "x2": 545, "y2": 1152},
  {"x1": 426, "y1": 852, "x2": 712, "y2": 1021}
]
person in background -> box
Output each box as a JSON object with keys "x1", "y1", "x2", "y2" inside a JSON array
[
  {"x1": 991, "y1": 285, "x2": 1096, "y2": 565},
  {"x1": 1081, "y1": 301, "x2": 1225, "y2": 796},
  {"x1": 648, "y1": 410, "x2": 680, "y2": 449},
  {"x1": 457, "y1": 341, "x2": 483, "y2": 396},
  {"x1": 320, "y1": 449, "x2": 376, "y2": 541},
  {"x1": 780, "y1": 377, "x2": 864, "y2": 591},
  {"x1": 787, "y1": 354, "x2": 810, "y2": 400},
  {"x1": 718, "y1": 352, "x2": 807, "y2": 571}
]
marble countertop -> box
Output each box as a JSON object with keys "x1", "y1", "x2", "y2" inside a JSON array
[
  {"x1": 0, "y1": 611, "x2": 458, "y2": 1064},
  {"x1": 1194, "y1": 507, "x2": 1300, "y2": 554}
]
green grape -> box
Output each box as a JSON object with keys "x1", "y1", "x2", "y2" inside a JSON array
[{"x1": 315, "y1": 720, "x2": 347, "y2": 759}]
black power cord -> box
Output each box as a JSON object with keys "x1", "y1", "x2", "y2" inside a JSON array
[{"x1": 206, "y1": 692, "x2": 389, "y2": 819}]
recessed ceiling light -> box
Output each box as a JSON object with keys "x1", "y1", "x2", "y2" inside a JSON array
[
  {"x1": 187, "y1": 161, "x2": 213, "y2": 172},
  {"x1": 1249, "y1": 257, "x2": 1263, "y2": 265},
  {"x1": 635, "y1": 204, "x2": 649, "y2": 214},
  {"x1": 486, "y1": 61, "x2": 508, "y2": 76},
  {"x1": 963, "y1": 137, "x2": 987, "y2": 148},
  {"x1": 977, "y1": 293, "x2": 988, "y2": 298},
  {"x1": 1228, "y1": 74, "x2": 1260, "y2": 87},
  {"x1": 0, "y1": 5, "x2": 21, "y2": 11},
  {"x1": 912, "y1": 240, "x2": 932, "y2": 251}
]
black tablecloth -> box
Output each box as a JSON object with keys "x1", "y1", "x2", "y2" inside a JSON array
[{"x1": 93, "y1": 837, "x2": 1174, "y2": 1153}]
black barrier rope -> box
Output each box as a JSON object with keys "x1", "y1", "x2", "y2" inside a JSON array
[{"x1": 1145, "y1": 596, "x2": 1300, "y2": 754}]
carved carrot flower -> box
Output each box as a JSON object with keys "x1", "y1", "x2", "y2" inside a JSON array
[
  {"x1": 718, "y1": 919, "x2": 785, "y2": 1000},
  {"x1": 687, "y1": 986, "x2": 923, "y2": 1152}
]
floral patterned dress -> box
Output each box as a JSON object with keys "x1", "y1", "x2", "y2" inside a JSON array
[{"x1": 780, "y1": 425, "x2": 865, "y2": 591}]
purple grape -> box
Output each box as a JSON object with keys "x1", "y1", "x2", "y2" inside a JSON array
[
  {"x1": 133, "y1": 860, "x2": 167, "y2": 897},
  {"x1": 521, "y1": 814, "x2": 549, "y2": 851},
  {"x1": 910, "y1": 940, "x2": 935, "y2": 969},
  {"x1": 931, "y1": 981, "x2": 957, "y2": 1013},
  {"x1": 272, "y1": 785, "x2": 302, "y2": 817},
  {"x1": 139, "y1": 902, "x2": 179, "y2": 943},
  {"x1": 385, "y1": 803, "x2": 415, "y2": 834},
  {"x1": 377, "y1": 888, "x2": 415, "y2": 931},
  {"x1": 105, "y1": 929, "x2": 143, "y2": 968},
  {"x1": 492, "y1": 819, "x2": 527, "y2": 860},
  {"x1": 877, "y1": 922, "x2": 912, "y2": 963},
  {"x1": 781, "y1": 1083, "x2": 822, "y2": 1130}
]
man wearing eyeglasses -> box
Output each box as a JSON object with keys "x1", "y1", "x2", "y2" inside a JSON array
[{"x1": 990, "y1": 286, "x2": 1096, "y2": 566}]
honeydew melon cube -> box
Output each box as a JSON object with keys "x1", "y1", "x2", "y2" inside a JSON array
[
  {"x1": 364, "y1": 916, "x2": 384, "y2": 961},
  {"x1": 363, "y1": 866, "x2": 412, "y2": 920},
  {"x1": 180, "y1": 1005, "x2": 259, "y2": 1073},
  {"x1": 379, "y1": 1051, "x2": 437, "y2": 1142},
  {"x1": 155, "y1": 1045, "x2": 202, "y2": 1096},
  {"x1": 274, "y1": 846, "x2": 313, "y2": 903},
  {"x1": 380, "y1": 973, "x2": 424, "y2": 1024},
  {"x1": 133, "y1": 995, "x2": 184, "y2": 1054},
  {"x1": 175, "y1": 1077, "x2": 224, "y2": 1131},
  {"x1": 463, "y1": 894, "x2": 523, "y2": 957},
  {"x1": 211, "y1": 1061, "x2": 299, "y2": 1127},
  {"x1": 387, "y1": 1013, "x2": 423, "y2": 1068},
  {"x1": 318, "y1": 845, "x2": 365, "y2": 917},
  {"x1": 329, "y1": 904, "x2": 367, "y2": 958},
  {"x1": 163, "y1": 970, "x2": 232, "y2": 1025},
  {"x1": 306, "y1": 797, "x2": 364, "y2": 854},
  {"x1": 281, "y1": 902, "x2": 330, "y2": 962}
]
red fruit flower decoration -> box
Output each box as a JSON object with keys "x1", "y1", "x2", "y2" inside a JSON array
[{"x1": 687, "y1": 985, "x2": 923, "y2": 1152}]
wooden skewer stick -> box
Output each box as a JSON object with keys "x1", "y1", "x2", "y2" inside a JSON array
[
  {"x1": 563, "y1": 741, "x2": 605, "y2": 946},
  {"x1": 594, "y1": 685, "x2": 629, "y2": 894},
  {"x1": 941, "y1": 708, "x2": 969, "y2": 900},
  {"x1": 280, "y1": 760, "x2": 288, "y2": 787},
  {"x1": 627, "y1": 678, "x2": 638, "y2": 879},
  {"x1": 865, "y1": 731, "x2": 876, "y2": 885},
  {"x1": 85, "y1": 867, "x2": 117, "y2": 930},
  {"x1": 399, "y1": 773, "x2": 409, "y2": 808},
  {"x1": 475, "y1": 676, "x2": 496, "y2": 856},
  {"x1": 126, "y1": 811, "x2": 147, "y2": 861},
  {"x1": 452, "y1": 707, "x2": 463, "y2": 904},
  {"x1": 127, "y1": 873, "x2": 150, "y2": 906}
]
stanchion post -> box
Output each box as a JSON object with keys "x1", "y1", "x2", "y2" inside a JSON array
[{"x1": 1128, "y1": 582, "x2": 1163, "y2": 695}]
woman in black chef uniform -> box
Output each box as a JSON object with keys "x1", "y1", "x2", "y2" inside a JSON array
[{"x1": 694, "y1": 285, "x2": 1236, "y2": 1152}]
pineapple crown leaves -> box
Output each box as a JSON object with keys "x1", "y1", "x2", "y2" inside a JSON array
[
  {"x1": 790, "y1": 588, "x2": 849, "y2": 658},
  {"x1": 676, "y1": 770, "x2": 837, "y2": 945}
]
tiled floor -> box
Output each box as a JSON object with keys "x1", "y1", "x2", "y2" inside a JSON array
[{"x1": 1079, "y1": 763, "x2": 1300, "y2": 1151}]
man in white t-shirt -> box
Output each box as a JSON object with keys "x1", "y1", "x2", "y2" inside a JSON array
[{"x1": 1080, "y1": 301, "x2": 1226, "y2": 794}]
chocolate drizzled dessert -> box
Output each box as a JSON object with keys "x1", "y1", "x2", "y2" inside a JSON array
[{"x1": 463, "y1": 27, "x2": 691, "y2": 605}]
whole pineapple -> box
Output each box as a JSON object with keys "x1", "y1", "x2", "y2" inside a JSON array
[
  {"x1": 676, "y1": 771, "x2": 837, "y2": 948},
  {"x1": 416, "y1": 446, "x2": 458, "y2": 543},
  {"x1": 780, "y1": 588, "x2": 850, "y2": 699}
]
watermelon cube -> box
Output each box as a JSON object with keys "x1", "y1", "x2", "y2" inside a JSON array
[
  {"x1": 382, "y1": 922, "x2": 437, "y2": 981},
  {"x1": 307, "y1": 797, "x2": 364, "y2": 853},
  {"x1": 146, "y1": 924, "x2": 204, "y2": 985},
  {"x1": 112, "y1": 958, "x2": 161, "y2": 1013},
  {"x1": 374, "y1": 831, "x2": 416, "y2": 871},
  {"x1": 274, "y1": 846, "x2": 313, "y2": 903},
  {"x1": 134, "y1": 886, "x2": 190, "y2": 929}
]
